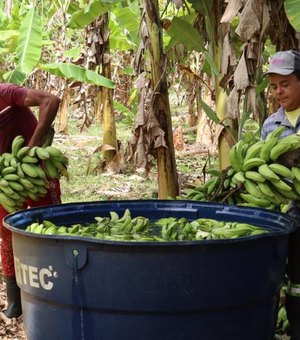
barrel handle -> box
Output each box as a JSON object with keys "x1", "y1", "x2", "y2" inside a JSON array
[{"x1": 64, "y1": 243, "x2": 88, "y2": 270}]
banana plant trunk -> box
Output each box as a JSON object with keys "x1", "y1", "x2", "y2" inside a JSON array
[
  {"x1": 98, "y1": 13, "x2": 118, "y2": 165},
  {"x1": 210, "y1": 1, "x2": 238, "y2": 170},
  {"x1": 144, "y1": 0, "x2": 179, "y2": 199}
]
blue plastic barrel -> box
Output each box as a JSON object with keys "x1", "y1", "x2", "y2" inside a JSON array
[{"x1": 3, "y1": 200, "x2": 296, "y2": 340}]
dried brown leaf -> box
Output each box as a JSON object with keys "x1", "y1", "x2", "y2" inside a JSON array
[
  {"x1": 220, "y1": 0, "x2": 243, "y2": 23},
  {"x1": 233, "y1": 51, "x2": 250, "y2": 90},
  {"x1": 235, "y1": 0, "x2": 261, "y2": 41}
]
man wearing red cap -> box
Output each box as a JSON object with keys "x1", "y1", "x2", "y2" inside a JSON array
[
  {"x1": 262, "y1": 50, "x2": 300, "y2": 340},
  {"x1": 0, "y1": 83, "x2": 62, "y2": 318}
]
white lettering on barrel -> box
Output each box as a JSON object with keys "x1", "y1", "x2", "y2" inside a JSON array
[
  {"x1": 20, "y1": 262, "x2": 29, "y2": 285},
  {"x1": 29, "y1": 266, "x2": 39, "y2": 288},
  {"x1": 39, "y1": 268, "x2": 53, "y2": 290},
  {"x1": 14, "y1": 257, "x2": 57, "y2": 291}
]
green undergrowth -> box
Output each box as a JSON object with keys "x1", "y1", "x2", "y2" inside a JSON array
[{"x1": 54, "y1": 121, "x2": 208, "y2": 204}]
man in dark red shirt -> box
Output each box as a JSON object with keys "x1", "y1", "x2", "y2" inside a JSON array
[{"x1": 0, "y1": 83, "x2": 62, "y2": 318}]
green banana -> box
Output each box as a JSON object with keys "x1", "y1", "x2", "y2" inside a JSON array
[
  {"x1": 34, "y1": 165, "x2": 47, "y2": 179},
  {"x1": 265, "y1": 126, "x2": 286, "y2": 141},
  {"x1": 243, "y1": 179, "x2": 262, "y2": 197},
  {"x1": 11, "y1": 135, "x2": 25, "y2": 157},
  {"x1": 27, "y1": 191, "x2": 40, "y2": 201},
  {"x1": 244, "y1": 171, "x2": 266, "y2": 183},
  {"x1": 291, "y1": 167, "x2": 300, "y2": 181},
  {"x1": 193, "y1": 192, "x2": 206, "y2": 200},
  {"x1": 22, "y1": 155, "x2": 39, "y2": 164},
  {"x1": 258, "y1": 164, "x2": 280, "y2": 181},
  {"x1": 206, "y1": 177, "x2": 220, "y2": 195},
  {"x1": 0, "y1": 192, "x2": 16, "y2": 207},
  {"x1": 242, "y1": 157, "x2": 266, "y2": 171},
  {"x1": 269, "y1": 185, "x2": 289, "y2": 204},
  {"x1": 257, "y1": 182, "x2": 274, "y2": 198},
  {"x1": 260, "y1": 138, "x2": 279, "y2": 161},
  {"x1": 110, "y1": 211, "x2": 119, "y2": 221},
  {"x1": 19, "y1": 178, "x2": 35, "y2": 190},
  {"x1": 0, "y1": 183, "x2": 14, "y2": 195},
  {"x1": 44, "y1": 159, "x2": 59, "y2": 178},
  {"x1": 272, "y1": 179, "x2": 293, "y2": 192},
  {"x1": 243, "y1": 141, "x2": 264, "y2": 162},
  {"x1": 268, "y1": 163, "x2": 295, "y2": 179},
  {"x1": 3, "y1": 174, "x2": 19, "y2": 181},
  {"x1": 293, "y1": 181, "x2": 300, "y2": 196},
  {"x1": 45, "y1": 146, "x2": 63, "y2": 158},
  {"x1": 7, "y1": 181, "x2": 24, "y2": 192},
  {"x1": 36, "y1": 147, "x2": 50, "y2": 160},
  {"x1": 21, "y1": 163, "x2": 39, "y2": 178},
  {"x1": 240, "y1": 193, "x2": 272, "y2": 208},
  {"x1": 17, "y1": 163, "x2": 25, "y2": 178},
  {"x1": 27, "y1": 177, "x2": 46, "y2": 186},
  {"x1": 274, "y1": 186, "x2": 298, "y2": 200},
  {"x1": 1, "y1": 166, "x2": 17, "y2": 176},
  {"x1": 28, "y1": 146, "x2": 38, "y2": 157},
  {"x1": 16, "y1": 146, "x2": 31, "y2": 160},
  {"x1": 9, "y1": 157, "x2": 18, "y2": 168},
  {"x1": 229, "y1": 141, "x2": 244, "y2": 172}
]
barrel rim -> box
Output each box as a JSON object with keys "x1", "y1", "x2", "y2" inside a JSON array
[{"x1": 3, "y1": 199, "x2": 295, "y2": 246}]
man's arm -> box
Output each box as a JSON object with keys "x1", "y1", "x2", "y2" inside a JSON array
[{"x1": 24, "y1": 89, "x2": 61, "y2": 147}]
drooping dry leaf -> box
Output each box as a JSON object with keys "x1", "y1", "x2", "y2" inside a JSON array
[
  {"x1": 220, "y1": 0, "x2": 243, "y2": 23},
  {"x1": 220, "y1": 33, "x2": 238, "y2": 76},
  {"x1": 233, "y1": 51, "x2": 250, "y2": 90},
  {"x1": 235, "y1": 0, "x2": 261, "y2": 41},
  {"x1": 227, "y1": 86, "x2": 240, "y2": 119}
]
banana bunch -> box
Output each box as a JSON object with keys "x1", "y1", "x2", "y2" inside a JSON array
[
  {"x1": 229, "y1": 127, "x2": 300, "y2": 211},
  {"x1": 0, "y1": 135, "x2": 68, "y2": 213},
  {"x1": 183, "y1": 167, "x2": 243, "y2": 205},
  {"x1": 184, "y1": 126, "x2": 300, "y2": 213}
]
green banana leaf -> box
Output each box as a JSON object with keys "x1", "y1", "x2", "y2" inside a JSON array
[
  {"x1": 112, "y1": 5, "x2": 140, "y2": 45},
  {"x1": 63, "y1": 48, "x2": 82, "y2": 59},
  {"x1": 167, "y1": 16, "x2": 205, "y2": 52},
  {"x1": 67, "y1": 0, "x2": 112, "y2": 29},
  {"x1": 109, "y1": 20, "x2": 137, "y2": 50},
  {"x1": 16, "y1": 8, "x2": 42, "y2": 74},
  {"x1": 113, "y1": 100, "x2": 135, "y2": 125},
  {"x1": 199, "y1": 98, "x2": 221, "y2": 124},
  {"x1": 39, "y1": 63, "x2": 115, "y2": 89},
  {"x1": 3, "y1": 7, "x2": 42, "y2": 84},
  {"x1": 167, "y1": 17, "x2": 220, "y2": 76},
  {"x1": 284, "y1": 0, "x2": 300, "y2": 32},
  {"x1": 3, "y1": 69, "x2": 27, "y2": 85},
  {"x1": 0, "y1": 30, "x2": 19, "y2": 41}
]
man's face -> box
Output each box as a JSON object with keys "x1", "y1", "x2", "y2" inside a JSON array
[{"x1": 269, "y1": 73, "x2": 300, "y2": 111}]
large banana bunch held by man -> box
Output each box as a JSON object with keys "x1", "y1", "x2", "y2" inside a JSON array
[
  {"x1": 184, "y1": 126, "x2": 300, "y2": 213},
  {"x1": 0, "y1": 135, "x2": 68, "y2": 213}
]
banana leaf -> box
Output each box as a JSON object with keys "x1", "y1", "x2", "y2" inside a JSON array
[
  {"x1": 199, "y1": 98, "x2": 221, "y2": 124},
  {"x1": 39, "y1": 63, "x2": 115, "y2": 89},
  {"x1": 0, "y1": 30, "x2": 19, "y2": 41},
  {"x1": 167, "y1": 16, "x2": 205, "y2": 52},
  {"x1": 3, "y1": 69, "x2": 27, "y2": 85},
  {"x1": 284, "y1": 0, "x2": 300, "y2": 31},
  {"x1": 67, "y1": 0, "x2": 112, "y2": 29},
  {"x1": 16, "y1": 8, "x2": 42, "y2": 74}
]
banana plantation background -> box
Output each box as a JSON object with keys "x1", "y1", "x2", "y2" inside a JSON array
[{"x1": 0, "y1": 0, "x2": 299, "y2": 199}]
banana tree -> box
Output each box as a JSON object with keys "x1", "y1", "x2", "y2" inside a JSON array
[{"x1": 136, "y1": 0, "x2": 179, "y2": 198}]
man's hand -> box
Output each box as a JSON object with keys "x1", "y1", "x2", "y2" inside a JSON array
[{"x1": 277, "y1": 149, "x2": 300, "y2": 168}]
